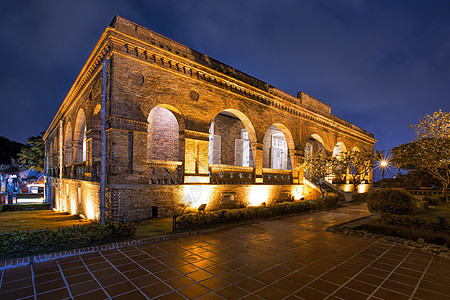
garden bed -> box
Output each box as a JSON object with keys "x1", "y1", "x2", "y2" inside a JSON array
[{"x1": 362, "y1": 220, "x2": 450, "y2": 246}]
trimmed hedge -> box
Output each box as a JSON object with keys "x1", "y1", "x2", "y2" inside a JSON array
[
  {"x1": 175, "y1": 197, "x2": 339, "y2": 230},
  {"x1": 367, "y1": 189, "x2": 416, "y2": 215},
  {"x1": 380, "y1": 213, "x2": 450, "y2": 233},
  {"x1": 1, "y1": 203, "x2": 51, "y2": 212},
  {"x1": 0, "y1": 222, "x2": 136, "y2": 259}
]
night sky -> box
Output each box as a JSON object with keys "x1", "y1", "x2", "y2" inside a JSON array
[{"x1": 1, "y1": 1, "x2": 449, "y2": 179}]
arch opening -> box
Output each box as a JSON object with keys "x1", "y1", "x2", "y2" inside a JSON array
[
  {"x1": 209, "y1": 111, "x2": 255, "y2": 167},
  {"x1": 304, "y1": 134, "x2": 326, "y2": 180},
  {"x1": 147, "y1": 107, "x2": 179, "y2": 161},
  {"x1": 64, "y1": 122, "x2": 73, "y2": 165},
  {"x1": 262, "y1": 125, "x2": 293, "y2": 170},
  {"x1": 73, "y1": 110, "x2": 87, "y2": 163}
]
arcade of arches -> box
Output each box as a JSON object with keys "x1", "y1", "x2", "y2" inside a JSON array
[{"x1": 43, "y1": 16, "x2": 376, "y2": 222}]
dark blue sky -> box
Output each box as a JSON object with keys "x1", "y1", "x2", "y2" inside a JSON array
[{"x1": 1, "y1": 0, "x2": 449, "y2": 179}]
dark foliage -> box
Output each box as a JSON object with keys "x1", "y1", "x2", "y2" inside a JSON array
[
  {"x1": 0, "y1": 136, "x2": 24, "y2": 166},
  {"x1": 0, "y1": 222, "x2": 136, "y2": 259},
  {"x1": 367, "y1": 189, "x2": 416, "y2": 215},
  {"x1": 175, "y1": 197, "x2": 339, "y2": 230}
]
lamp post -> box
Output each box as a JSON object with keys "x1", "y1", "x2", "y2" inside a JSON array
[{"x1": 380, "y1": 160, "x2": 388, "y2": 180}]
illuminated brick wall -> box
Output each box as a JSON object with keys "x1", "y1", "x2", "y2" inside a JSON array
[{"x1": 43, "y1": 16, "x2": 376, "y2": 222}]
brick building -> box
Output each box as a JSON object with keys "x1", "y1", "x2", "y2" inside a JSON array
[{"x1": 43, "y1": 16, "x2": 376, "y2": 222}]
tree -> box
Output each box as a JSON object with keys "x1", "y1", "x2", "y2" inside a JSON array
[
  {"x1": 18, "y1": 132, "x2": 45, "y2": 172},
  {"x1": 391, "y1": 137, "x2": 450, "y2": 198},
  {"x1": 410, "y1": 109, "x2": 450, "y2": 139},
  {"x1": 301, "y1": 150, "x2": 340, "y2": 197},
  {"x1": 338, "y1": 148, "x2": 382, "y2": 194},
  {"x1": 392, "y1": 110, "x2": 450, "y2": 198},
  {"x1": 0, "y1": 136, "x2": 24, "y2": 165}
]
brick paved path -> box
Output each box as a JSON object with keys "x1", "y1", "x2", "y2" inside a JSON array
[{"x1": 1, "y1": 204, "x2": 450, "y2": 299}]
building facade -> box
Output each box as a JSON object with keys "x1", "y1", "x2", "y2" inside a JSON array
[{"x1": 43, "y1": 16, "x2": 376, "y2": 222}]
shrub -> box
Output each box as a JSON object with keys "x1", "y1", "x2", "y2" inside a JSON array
[
  {"x1": 175, "y1": 198, "x2": 338, "y2": 230},
  {"x1": 1, "y1": 203, "x2": 51, "y2": 211},
  {"x1": 415, "y1": 200, "x2": 429, "y2": 214},
  {"x1": 381, "y1": 213, "x2": 450, "y2": 233},
  {"x1": 423, "y1": 196, "x2": 440, "y2": 206},
  {"x1": 367, "y1": 189, "x2": 416, "y2": 215},
  {"x1": 0, "y1": 222, "x2": 136, "y2": 260}
]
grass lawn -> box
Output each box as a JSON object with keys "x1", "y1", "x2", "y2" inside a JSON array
[
  {"x1": 0, "y1": 209, "x2": 174, "y2": 238},
  {"x1": 134, "y1": 217, "x2": 173, "y2": 239},
  {"x1": 0, "y1": 210, "x2": 91, "y2": 233}
]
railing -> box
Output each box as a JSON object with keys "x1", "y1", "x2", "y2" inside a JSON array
[
  {"x1": 148, "y1": 160, "x2": 183, "y2": 184},
  {"x1": 46, "y1": 167, "x2": 59, "y2": 177},
  {"x1": 209, "y1": 164, "x2": 254, "y2": 184},
  {"x1": 262, "y1": 168, "x2": 293, "y2": 184},
  {"x1": 73, "y1": 162, "x2": 87, "y2": 180}
]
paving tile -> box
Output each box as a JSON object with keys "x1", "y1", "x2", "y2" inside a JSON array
[
  {"x1": 381, "y1": 279, "x2": 415, "y2": 295},
  {"x1": 270, "y1": 277, "x2": 303, "y2": 294},
  {"x1": 165, "y1": 275, "x2": 196, "y2": 289},
  {"x1": 35, "y1": 278, "x2": 66, "y2": 294},
  {"x1": 36, "y1": 287, "x2": 71, "y2": 300},
  {"x1": 200, "y1": 276, "x2": 230, "y2": 291},
  {"x1": 413, "y1": 287, "x2": 450, "y2": 300},
  {"x1": 131, "y1": 274, "x2": 162, "y2": 288},
  {"x1": 0, "y1": 285, "x2": 34, "y2": 300},
  {"x1": 294, "y1": 286, "x2": 329, "y2": 300},
  {"x1": 113, "y1": 289, "x2": 147, "y2": 299},
  {"x1": 122, "y1": 267, "x2": 151, "y2": 280},
  {"x1": 344, "y1": 279, "x2": 378, "y2": 295},
  {"x1": 254, "y1": 285, "x2": 289, "y2": 299},
  {"x1": 178, "y1": 283, "x2": 211, "y2": 298},
  {"x1": 215, "y1": 284, "x2": 249, "y2": 299},
  {"x1": 196, "y1": 292, "x2": 228, "y2": 300},
  {"x1": 333, "y1": 286, "x2": 369, "y2": 300},
  {"x1": 251, "y1": 271, "x2": 281, "y2": 285},
  {"x1": 69, "y1": 279, "x2": 102, "y2": 296},
  {"x1": 154, "y1": 290, "x2": 187, "y2": 300},
  {"x1": 140, "y1": 282, "x2": 173, "y2": 298},
  {"x1": 96, "y1": 273, "x2": 128, "y2": 287},
  {"x1": 105, "y1": 281, "x2": 138, "y2": 297},
  {"x1": 373, "y1": 287, "x2": 410, "y2": 300},
  {"x1": 0, "y1": 277, "x2": 32, "y2": 293},
  {"x1": 73, "y1": 288, "x2": 109, "y2": 300},
  {"x1": 307, "y1": 278, "x2": 340, "y2": 294},
  {"x1": 65, "y1": 272, "x2": 94, "y2": 285},
  {"x1": 3, "y1": 204, "x2": 450, "y2": 299}
]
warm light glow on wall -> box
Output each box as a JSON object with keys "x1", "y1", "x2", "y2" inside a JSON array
[
  {"x1": 248, "y1": 186, "x2": 270, "y2": 206},
  {"x1": 85, "y1": 198, "x2": 96, "y2": 219},
  {"x1": 291, "y1": 186, "x2": 304, "y2": 200},
  {"x1": 358, "y1": 184, "x2": 370, "y2": 193},
  {"x1": 183, "y1": 185, "x2": 213, "y2": 209},
  {"x1": 70, "y1": 198, "x2": 77, "y2": 215}
]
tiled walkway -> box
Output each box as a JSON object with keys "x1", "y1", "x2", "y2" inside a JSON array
[{"x1": 1, "y1": 204, "x2": 450, "y2": 299}]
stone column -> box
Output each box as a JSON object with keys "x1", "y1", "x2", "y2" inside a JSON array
[
  {"x1": 291, "y1": 149, "x2": 303, "y2": 184},
  {"x1": 184, "y1": 129, "x2": 210, "y2": 183},
  {"x1": 251, "y1": 142, "x2": 264, "y2": 183}
]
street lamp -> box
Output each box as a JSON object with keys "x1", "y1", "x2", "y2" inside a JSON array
[{"x1": 380, "y1": 160, "x2": 388, "y2": 180}]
